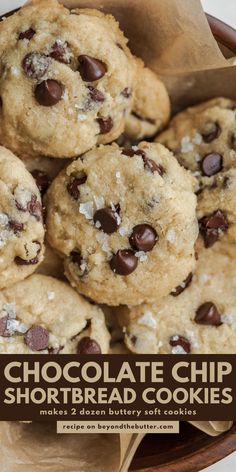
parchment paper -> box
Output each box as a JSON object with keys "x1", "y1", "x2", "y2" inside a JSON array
[{"x1": 0, "y1": 0, "x2": 235, "y2": 469}]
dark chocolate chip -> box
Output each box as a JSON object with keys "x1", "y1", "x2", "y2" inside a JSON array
[
  {"x1": 67, "y1": 174, "x2": 87, "y2": 200},
  {"x1": 0, "y1": 316, "x2": 10, "y2": 337},
  {"x1": 201, "y1": 153, "x2": 223, "y2": 176},
  {"x1": 94, "y1": 207, "x2": 120, "y2": 234},
  {"x1": 25, "y1": 325, "x2": 49, "y2": 351},
  {"x1": 15, "y1": 241, "x2": 41, "y2": 266},
  {"x1": 110, "y1": 249, "x2": 138, "y2": 275},
  {"x1": 48, "y1": 345, "x2": 64, "y2": 354},
  {"x1": 19, "y1": 28, "x2": 35, "y2": 40},
  {"x1": 129, "y1": 224, "x2": 157, "y2": 252},
  {"x1": 31, "y1": 169, "x2": 50, "y2": 196},
  {"x1": 169, "y1": 335, "x2": 191, "y2": 353},
  {"x1": 122, "y1": 148, "x2": 136, "y2": 157},
  {"x1": 16, "y1": 194, "x2": 42, "y2": 221},
  {"x1": 171, "y1": 272, "x2": 193, "y2": 297},
  {"x1": 195, "y1": 302, "x2": 222, "y2": 326},
  {"x1": 143, "y1": 157, "x2": 164, "y2": 175},
  {"x1": 8, "y1": 220, "x2": 24, "y2": 233},
  {"x1": 35, "y1": 79, "x2": 64, "y2": 106},
  {"x1": 201, "y1": 122, "x2": 221, "y2": 143},
  {"x1": 78, "y1": 55, "x2": 107, "y2": 82},
  {"x1": 88, "y1": 86, "x2": 105, "y2": 102},
  {"x1": 199, "y1": 210, "x2": 228, "y2": 248},
  {"x1": 96, "y1": 116, "x2": 113, "y2": 134},
  {"x1": 121, "y1": 87, "x2": 132, "y2": 98},
  {"x1": 230, "y1": 131, "x2": 236, "y2": 150},
  {"x1": 22, "y1": 53, "x2": 50, "y2": 79},
  {"x1": 71, "y1": 250, "x2": 82, "y2": 266},
  {"x1": 77, "y1": 336, "x2": 101, "y2": 354},
  {"x1": 50, "y1": 40, "x2": 70, "y2": 64}
]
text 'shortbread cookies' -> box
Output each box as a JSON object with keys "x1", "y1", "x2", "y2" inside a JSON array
[
  {"x1": 117, "y1": 247, "x2": 236, "y2": 354},
  {"x1": 0, "y1": 274, "x2": 110, "y2": 354},
  {"x1": 157, "y1": 98, "x2": 236, "y2": 178},
  {"x1": 46, "y1": 142, "x2": 198, "y2": 306},
  {"x1": 0, "y1": 0, "x2": 136, "y2": 158},
  {"x1": 0, "y1": 146, "x2": 44, "y2": 289},
  {"x1": 125, "y1": 62, "x2": 171, "y2": 140}
]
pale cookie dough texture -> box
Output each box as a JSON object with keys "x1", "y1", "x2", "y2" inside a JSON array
[
  {"x1": 46, "y1": 142, "x2": 198, "y2": 306},
  {"x1": 157, "y1": 97, "x2": 236, "y2": 179},
  {"x1": 117, "y1": 247, "x2": 236, "y2": 354},
  {"x1": 0, "y1": 274, "x2": 110, "y2": 354},
  {"x1": 0, "y1": 0, "x2": 136, "y2": 158},
  {"x1": 0, "y1": 146, "x2": 44, "y2": 289},
  {"x1": 125, "y1": 62, "x2": 170, "y2": 140}
]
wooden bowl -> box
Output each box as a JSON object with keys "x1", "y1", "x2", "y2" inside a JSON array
[{"x1": 131, "y1": 15, "x2": 236, "y2": 472}]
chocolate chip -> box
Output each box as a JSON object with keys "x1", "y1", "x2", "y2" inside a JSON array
[
  {"x1": 143, "y1": 157, "x2": 164, "y2": 175},
  {"x1": 35, "y1": 79, "x2": 64, "y2": 107},
  {"x1": 77, "y1": 336, "x2": 101, "y2": 354},
  {"x1": 19, "y1": 28, "x2": 35, "y2": 40},
  {"x1": 31, "y1": 169, "x2": 50, "y2": 196},
  {"x1": 0, "y1": 316, "x2": 10, "y2": 337},
  {"x1": 8, "y1": 220, "x2": 24, "y2": 233},
  {"x1": 171, "y1": 272, "x2": 193, "y2": 297},
  {"x1": 88, "y1": 86, "x2": 105, "y2": 102},
  {"x1": 129, "y1": 224, "x2": 157, "y2": 252},
  {"x1": 199, "y1": 210, "x2": 228, "y2": 248},
  {"x1": 201, "y1": 122, "x2": 221, "y2": 143},
  {"x1": 22, "y1": 53, "x2": 50, "y2": 79},
  {"x1": 25, "y1": 325, "x2": 49, "y2": 351},
  {"x1": 48, "y1": 345, "x2": 64, "y2": 354},
  {"x1": 16, "y1": 194, "x2": 42, "y2": 221},
  {"x1": 50, "y1": 40, "x2": 70, "y2": 64},
  {"x1": 94, "y1": 207, "x2": 120, "y2": 234},
  {"x1": 110, "y1": 249, "x2": 138, "y2": 275},
  {"x1": 201, "y1": 153, "x2": 223, "y2": 176},
  {"x1": 78, "y1": 55, "x2": 107, "y2": 82},
  {"x1": 122, "y1": 148, "x2": 136, "y2": 157},
  {"x1": 230, "y1": 131, "x2": 236, "y2": 150},
  {"x1": 121, "y1": 87, "x2": 131, "y2": 98},
  {"x1": 97, "y1": 116, "x2": 113, "y2": 134},
  {"x1": 169, "y1": 335, "x2": 191, "y2": 353},
  {"x1": 195, "y1": 302, "x2": 222, "y2": 326},
  {"x1": 71, "y1": 250, "x2": 82, "y2": 266}
]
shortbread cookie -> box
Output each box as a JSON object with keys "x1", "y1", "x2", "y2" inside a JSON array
[
  {"x1": 118, "y1": 247, "x2": 236, "y2": 354},
  {"x1": 46, "y1": 142, "x2": 198, "y2": 306},
  {"x1": 0, "y1": 274, "x2": 110, "y2": 354},
  {"x1": 0, "y1": 146, "x2": 44, "y2": 289},
  {"x1": 197, "y1": 169, "x2": 236, "y2": 247},
  {"x1": 157, "y1": 98, "x2": 236, "y2": 179},
  {"x1": 22, "y1": 155, "x2": 69, "y2": 197},
  {"x1": 0, "y1": 0, "x2": 136, "y2": 158},
  {"x1": 125, "y1": 63, "x2": 170, "y2": 140}
]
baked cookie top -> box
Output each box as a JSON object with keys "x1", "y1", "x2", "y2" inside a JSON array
[
  {"x1": 0, "y1": 0, "x2": 136, "y2": 158},
  {"x1": 118, "y1": 246, "x2": 236, "y2": 354},
  {"x1": 0, "y1": 274, "x2": 110, "y2": 354},
  {"x1": 0, "y1": 146, "x2": 44, "y2": 289},
  {"x1": 46, "y1": 142, "x2": 198, "y2": 306}
]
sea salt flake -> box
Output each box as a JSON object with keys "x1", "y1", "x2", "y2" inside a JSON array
[
  {"x1": 79, "y1": 202, "x2": 94, "y2": 220},
  {"x1": 192, "y1": 133, "x2": 203, "y2": 145},
  {"x1": 78, "y1": 114, "x2": 87, "y2": 122},
  {"x1": 14, "y1": 186, "x2": 32, "y2": 209},
  {"x1": 138, "y1": 311, "x2": 156, "y2": 329},
  {"x1": 199, "y1": 273, "x2": 210, "y2": 284},
  {"x1": 172, "y1": 345, "x2": 186, "y2": 354},
  {"x1": 165, "y1": 228, "x2": 176, "y2": 243},
  {"x1": 180, "y1": 136, "x2": 194, "y2": 153},
  {"x1": 221, "y1": 310, "x2": 236, "y2": 329},
  {"x1": 6, "y1": 319, "x2": 28, "y2": 334},
  {"x1": 118, "y1": 226, "x2": 128, "y2": 236},
  {"x1": 132, "y1": 146, "x2": 138, "y2": 151},
  {"x1": 47, "y1": 291, "x2": 55, "y2": 301},
  {"x1": 11, "y1": 66, "x2": 20, "y2": 77},
  {"x1": 94, "y1": 196, "x2": 105, "y2": 210},
  {"x1": 3, "y1": 303, "x2": 16, "y2": 319},
  {"x1": 194, "y1": 153, "x2": 202, "y2": 162},
  {"x1": 0, "y1": 213, "x2": 9, "y2": 226},
  {"x1": 135, "y1": 251, "x2": 148, "y2": 262},
  {"x1": 95, "y1": 221, "x2": 101, "y2": 229},
  {"x1": 62, "y1": 89, "x2": 69, "y2": 102},
  {"x1": 96, "y1": 233, "x2": 112, "y2": 257}
]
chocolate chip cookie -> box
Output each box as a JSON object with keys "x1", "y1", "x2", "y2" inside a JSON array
[
  {"x1": 22, "y1": 155, "x2": 69, "y2": 197},
  {"x1": 157, "y1": 97, "x2": 236, "y2": 179},
  {"x1": 0, "y1": 0, "x2": 136, "y2": 158},
  {"x1": 125, "y1": 61, "x2": 171, "y2": 140},
  {"x1": 46, "y1": 142, "x2": 198, "y2": 306},
  {"x1": 118, "y1": 247, "x2": 236, "y2": 354},
  {"x1": 0, "y1": 146, "x2": 44, "y2": 289},
  {"x1": 0, "y1": 274, "x2": 110, "y2": 354}
]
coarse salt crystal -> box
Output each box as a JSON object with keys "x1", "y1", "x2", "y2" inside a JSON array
[
  {"x1": 135, "y1": 251, "x2": 148, "y2": 262},
  {"x1": 165, "y1": 228, "x2": 176, "y2": 243},
  {"x1": 47, "y1": 291, "x2": 55, "y2": 301},
  {"x1": 172, "y1": 345, "x2": 186, "y2": 354},
  {"x1": 192, "y1": 133, "x2": 203, "y2": 145},
  {"x1": 0, "y1": 213, "x2": 9, "y2": 226},
  {"x1": 118, "y1": 226, "x2": 128, "y2": 236},
  {"x1": 79, "y1": 202, "x2": 94, "y2": 220},
  {"x1": 180, "y1": 136, "x2": 194, "y2": 153},
  {"x1": 94, "y1": 196, "x2": 105, "y2": 210},
  {"x1": 3, "y1": 303, "x2": 16, "y2": 319},
  {"x1": 138, "y1": 311, "x2": 156, "y2": 329}
]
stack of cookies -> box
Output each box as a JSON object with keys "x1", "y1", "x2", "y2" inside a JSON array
[{"x1": 0, "y1": 0, "x2": 235, "y2": 356}]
